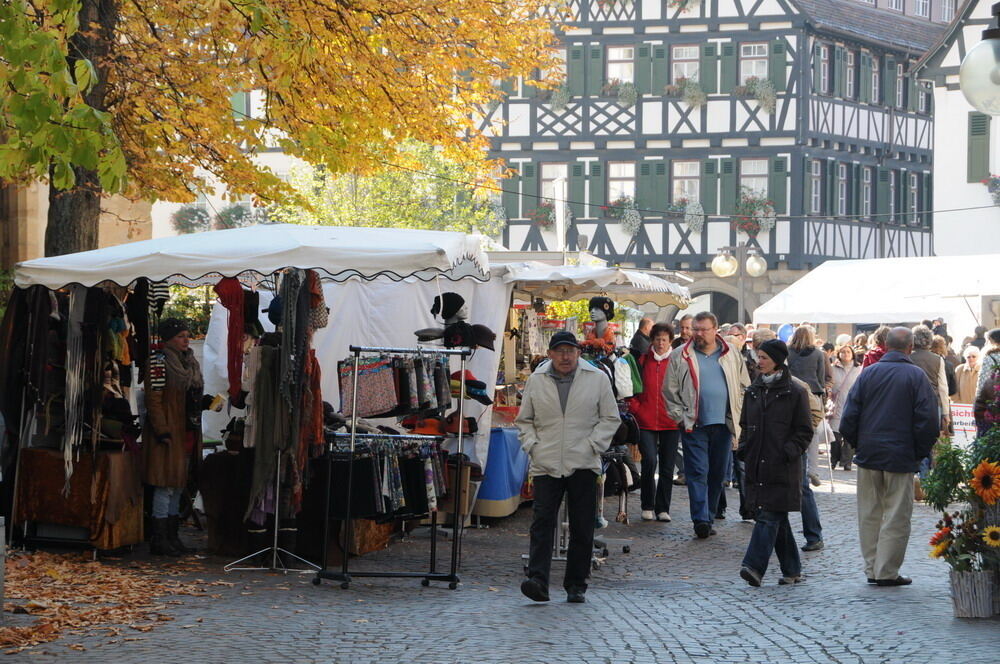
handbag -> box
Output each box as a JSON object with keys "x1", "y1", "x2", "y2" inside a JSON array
[{"x1": 339, "y1": 358, "x2": 397, "y2": 418}]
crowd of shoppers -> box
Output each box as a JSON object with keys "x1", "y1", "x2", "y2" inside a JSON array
[{"x1": 518, "y1": 310, "x2": 1000, "y2": 600}]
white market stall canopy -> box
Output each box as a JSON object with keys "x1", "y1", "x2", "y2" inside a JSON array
[
  {"x1": 500, "y1": 262, "x2": 691, "y2": 308},
  {"x1": 14, "y1": 224, "x2": 490, "y2": 289},
  {"x1": 753, "y1": 254, "x2": 1000, "y2": 330}
]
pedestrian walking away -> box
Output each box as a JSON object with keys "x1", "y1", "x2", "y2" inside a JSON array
[
  {"x1": 628, "y1": 322, "x2": 680, "y2": 523},
  {"x1": 737, "y1": 339, "x2": 814, "y2": 587},
  {"x1": 663, "y1": 312, "x2": 750, "y2": 539},
  {"x1": 839, "y1": 327, "x2": 939, "y2": 587},
  {"x1": 516, "y1": 331, "x2": 621, "y2": 604}
]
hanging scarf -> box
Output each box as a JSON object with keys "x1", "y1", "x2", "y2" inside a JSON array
[
  {"x1": 214, "y1": 277, "x2": 245, "y2": 399},
  {"x1": 63, "y1": 285, "x2": 87, "y2": 494}
]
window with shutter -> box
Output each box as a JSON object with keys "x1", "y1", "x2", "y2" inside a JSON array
[
  {"x1": 700, "y1": 44, "x2": 718, "y2": 93},
  {"x1": 769, "y1": 157, "x2": 787, "y2": 214},
  {"x1": 568, "y1": 47, "x2": 586, "y2": 97},
  {"x1": 720, "y1": 158, "x2": 737, "y2": 215},
  {"x1": 700, "y1": 159, "x2": 718, "y2": 214},
  {"x1": 522, "y1": 163, "x2": 539, "y2": 219},
  {"x1": 501, "y1": 164, "x2": 522, "y2": 219},
  {"x1": 769, "y1": 41, "x2": 786, "y2": 92},
  {"x1": 968, "y1": 112, "x2": 991, "y2": 183},
  {"x1": 636, "y1": 45, "x2": 652, "y2": 95},
  {"x1": 652, "y1": 46, "x2": 669, "y2": 93},
  {"x1": 588, "y1": 162, "x2": 606, "y2": 217},
  {"x1": 587, "y1": 46, "x2": 604, "y2": 96},
  {"x1": 569, "y1": 163, "x2": 586, "y2": 219},
  {"x1": 720, "y1": 43, "x2": 736, "y2": 93}
]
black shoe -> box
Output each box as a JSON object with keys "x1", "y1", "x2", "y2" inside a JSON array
[
  {"x1": 520, "y1": 578, "x2": 550, "y2": 602},
  {"x1": 875, "y1": 576, "x2": 912, "y2": 587},
  {"x1": 694, "y1": 521, "x2": 713, "y2": 539},
  {"x1": 867, "y1": 577, "x2": 877, "y2": 584},
  {"x1": 149, "y1": 518, "x2": 181, "y2": 556},
  {"x1": 166, "y1": 515, "x2": 195, "y2": 554},
  {"x1": 740, "y1": 566, "x2": 762, "y2": 587},
  {"x1": 715, "y1": 512, "x2": 726, "y2": 520},
  {"x1": 566, "y1": 588, "x2": 586, "y2": 603},
  {"x1": 801, "y1": 540, "x2": 824, "y2": 552}
]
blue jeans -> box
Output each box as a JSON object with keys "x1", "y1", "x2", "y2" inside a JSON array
[
  {"x1": 152, "y1": 486, "x2": 183, "y2": 518},
  {"x1": 742, "y1": 509, "x2": 801, "y2": 578},
  {"x1": 681, "y1": 424, "x2": 732, "y2": 524},
  {"x1": 800, "y1": 458, "x2": 823, "y2": 545}
]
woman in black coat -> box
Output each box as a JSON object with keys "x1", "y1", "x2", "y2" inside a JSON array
[{"x1": 736, "y1": 339, "x2": 814, "y2": 587}]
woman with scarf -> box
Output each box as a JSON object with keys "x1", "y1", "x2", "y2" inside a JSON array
[
  {"x1": 143, "y1": 318, "x2": 215, "y2": 556},
  {"x1": 737, "y1": 339, "x2": 814, "y2": 587}
]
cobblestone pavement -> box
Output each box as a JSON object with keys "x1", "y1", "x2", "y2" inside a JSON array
[{"x1": 8, "y1": 468, "x2": 998, "y2": 663}]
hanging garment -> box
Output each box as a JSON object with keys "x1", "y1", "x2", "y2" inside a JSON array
[
  {"x1": 339, "y1": 358, "x2": 396, "y2": 418},
  {"x1": 214, "y1": 277, "x2": 245, "y2": 400}
]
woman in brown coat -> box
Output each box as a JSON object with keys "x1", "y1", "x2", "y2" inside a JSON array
[{"x1": 143, "y1": 318, "x2": 212, "y2": 555}]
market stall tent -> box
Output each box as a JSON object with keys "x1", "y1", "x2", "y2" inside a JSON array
[
  {"x1": 753, "y1": 254, "x2": 1000, "y2": 339},
  {"x1": 499, "y1": 262, "x2": 691, "y2": 308},
  {"x1": 14, "y1": 224, "x2": 489, "y2": 288}
]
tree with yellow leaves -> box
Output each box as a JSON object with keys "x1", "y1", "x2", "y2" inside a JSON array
[{"x1": 0, "y1": 0, "x2": 558, "y2": 255}]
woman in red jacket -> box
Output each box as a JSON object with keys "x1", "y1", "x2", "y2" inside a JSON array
[{"x1": 628, "y1": 322, "x2": 680, "y2": 522}]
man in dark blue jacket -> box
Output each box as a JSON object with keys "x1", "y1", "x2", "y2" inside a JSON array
[{"x1": 839, "y1": 327, "x2": 938, "y2": 587}]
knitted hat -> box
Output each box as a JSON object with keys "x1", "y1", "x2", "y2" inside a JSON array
[
  {"x1": 261, "y1": 295, "x2": 283, "y2": 326},
  {"x1": 758, "y1": 338, "x2": 789, "y2": 366},
  {"x1": 157, "y1": 318, "x2": 189, "y2": 342},
  {"x1": 431, "y1": 292, "x2": 465, "y2": 321},
  {"x1": 588, "y1": 296, "x2": 615, "y2": 321}
]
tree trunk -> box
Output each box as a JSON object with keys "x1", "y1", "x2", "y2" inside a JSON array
[{"x1": 44, "y1": 0, "x2": 119, "y2": 257}]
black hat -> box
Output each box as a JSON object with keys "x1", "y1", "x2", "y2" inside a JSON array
[
  {"x1": 261, "y1": 295, "x2": 283, "y2": 326},
  {"x1": 549, "y1": 331, "x2": 581, "y2": 350},
  {"x1": 588, "y1": 296, "x2": 615, "y2": 321},
  {"x1": 157, "y1": 317, "x2": 189, "y2": 342},
  {"x1": 442, "y1": 321, "x2": 473, "y2": 348},
  {"x1": 431, "y1": 292, "x2": 465, "y2": 321},
  {"x1": 471, "y1": 324, "x2": 496, "y2": 351},
  {"x1": 758, "y1": 338, "x2": 789, "y2": 366}
]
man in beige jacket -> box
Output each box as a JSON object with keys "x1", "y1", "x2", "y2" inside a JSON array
[
  {"x1": 516, "y1": 331, "x2": 621, "y2": 604},
  {"x1": 663, "y1": 312, "x2": 751, "y2": 538}
]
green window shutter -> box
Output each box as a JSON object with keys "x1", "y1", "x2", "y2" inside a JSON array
[
  {"x1": 636, "y1": 161, "x2": 655, "y2": 210},
  {"x1": 968, "y1": 112, "x2": 991, "y2": 183},
  {"x1": 720, "y1": 158, "x2": 737, "y2": 215},
  {"x1": 825, "y1": 160, "x2": 837, "y2": 216},
  {"x1": 589, "y1": 162, "x2": 606, "y2": 215},
  {"x1": 720, "y1": 43, "x2": 736, "y2": 93},
  {"x1": 802, "y1": 157, "x2": 813, "y2": 214},
  {"x1": 876, "y1": 168, "x2": 890, "y2": 218},
  {"x1": 922, "y1": 173, "x2": 932, "y2": 227},
  {"x1": 652, "y1": 46, "x2": 669, "y2": 94},
  {"x1": 654, "y1": 161, "x2": 669, "y2": 211},
  {"x1": 768, "y1": 157, "x2": 787, "y2": 215},
  {"x1": 883, "y1": 57, "x2": 895, "y2": 106},
  {"x1": 860, "y1": 54, "x2": 872, "y2": 103},
  {"x1": 700, "y1": 44, "x2": 718, "y2": 93},
  {"x1": 769, "y1": 41, "x2": 786, "y2": 92},
  {"x1": 851, "y1": 164, "x2": 862, "y2": 217},
  {"x1": 833, "y1": 46, "x2": 845, "y2": 97},
  {"x1": 569, "y1": 163, "x2": 586, "y2": 219},
  {"x1": 522, "y1": 163, "x2": 538, "y2": 219},
  {"x1": 813, "y1": 44, "x2": 822, "y2": 93},
  {"x1": 230, "y1": 92, "x2": 249, "y2": 119},
  {"x1": 587, "y1": 45, "x2": 604, "y2": 96},
  {"x1": 568, "y1": 46, "x2": 586, "y2": 96},
  {"x1": 501, "y1": 164, "x2": 521, "y2": 218},
  {"x1": 700, "y1": 159, "x2": 719, "y2": 215},
  {"x1": 908, "y1": 75, "x2": 918, "y2": 112},
  {"x1": 636, "y1": 45, "x2": 653, "y2": 95},
  {"x1": 897, "y1": 168, "x2": 908, "y2": 222}
]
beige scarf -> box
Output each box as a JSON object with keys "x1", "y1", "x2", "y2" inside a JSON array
[{"x1": 162, "y1": 345, "x2": 203, "y2": 392}]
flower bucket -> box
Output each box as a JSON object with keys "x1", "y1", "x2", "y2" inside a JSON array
[
  {"x1": 949, "y1": 570, "x2": 995, "y2": 618},
  {"x1": 994, "y1": 570, "x2": 1000, "y2": 616}
]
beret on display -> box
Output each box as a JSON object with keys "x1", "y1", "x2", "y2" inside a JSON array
[
  {"x1": 442, "y1": 321, "x2": 473, "y2": 348},
  {"x1": 588, "y1": 296, "x2": 615, "y2": 321},
  {"x1": 414, "y1": 327, "x2": 445, "y2": 342},
  {"x1": 431, "y1": 292, "x2": 466, "y2": 322},
  {"x1": 261, "y1": 296, "x2": 283, "y2": 326}
]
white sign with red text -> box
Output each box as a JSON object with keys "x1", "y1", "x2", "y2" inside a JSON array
[{"x1": 950, "y1": 403, "x2": 976, "y2": 448}]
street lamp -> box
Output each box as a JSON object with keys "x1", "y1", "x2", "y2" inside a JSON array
[
  {"x1": 711, "y1": 242, "x2": 768, "y2": 322},
  {"x1": 960, "y1": 2, "x2": 1000, "y2": 114}
]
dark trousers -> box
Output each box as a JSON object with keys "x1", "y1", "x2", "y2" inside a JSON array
[
  {"x1": 527, "y1": 470, "x2": 598, "y2": 592},
  {"x1": 831, "y1": 431, "x2": 853, "y2": 468},
  {"x1": 742, "y1": 509, "x2": 802, "y2": 579},
  {"x1": 800, "y1": 457, "x2": 823, "y2": 545},
  {"x1": 637, "y1": 429, "x2": 680, "y2": 513},
  {"x1": 681, "y1": 424, "x2": 732, "y2": 524},
  {"x1": 718, "y1": 451, "x2": 749, "y2": 519}
]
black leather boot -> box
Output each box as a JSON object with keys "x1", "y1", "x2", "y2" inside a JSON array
[
  {"x1": 150, "y1": 518, "x2": 180, "y2": 556},
  {"x1": 166, "y1": 515, "x2": 195, "y2": 554}
]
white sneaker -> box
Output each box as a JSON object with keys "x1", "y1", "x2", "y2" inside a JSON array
[
  {"x1": 656, "y1": 512, "x2": 672, "y2": 522},
  {"x1": 641, "y1": 510, "x2": 656, "y2": 521}
]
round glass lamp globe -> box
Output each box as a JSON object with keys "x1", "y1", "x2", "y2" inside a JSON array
[
  {"x1": 745, "y1": 254, "x2": 768, "y2": 278},
  {"x1": 711, "y1": 253, "x2": 738, "y2": 278},
  {"x1": 960, "y1": 37, "x2": 1000, "y2": 115}
]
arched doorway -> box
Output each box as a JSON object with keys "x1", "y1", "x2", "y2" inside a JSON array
[{"x1": 686, "y1": 291, "x2": 740, "y2": 324}]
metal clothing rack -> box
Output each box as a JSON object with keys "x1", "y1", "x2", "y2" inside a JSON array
[
  {"x1": 313, "y1": 345, "x2": 471, "y2": 590},
  {"x1": 224, "y1": 451, "x2": 320, "y2": 574}
]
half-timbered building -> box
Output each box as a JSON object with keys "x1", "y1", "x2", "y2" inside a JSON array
[
  {"x1": 916, "y1": 0, "x2": 1000, "y2": 257},
  {"x1": 488, "y1": 0, "x2": 949, "y2": 318}
]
